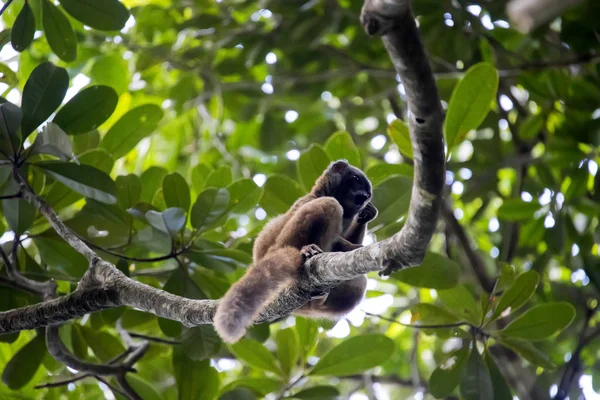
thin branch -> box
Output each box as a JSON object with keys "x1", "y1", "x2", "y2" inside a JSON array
[
  {"x1": 35, "y1": 373, "x2": 92, "y2": 389},
  {"x1": 0, "y1": 0, "x2": 13, "y2": 17},
  {"x1": 364, "y1": 311, "x2": 468, "y2": 330},
  {"x1": 0, "y1": 192, "x2": 21, "y2": 200},
  {"x1": 127, "y1": 332, "x2": 180, "y2": 345}
]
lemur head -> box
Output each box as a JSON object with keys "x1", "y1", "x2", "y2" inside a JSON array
[{"x1": 313, "y1": 160, "x2": 373, "y2": 217}]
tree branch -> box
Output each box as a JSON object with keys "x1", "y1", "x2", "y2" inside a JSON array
[
  {"x1": 1, "y1": 0, "x2": 445, "y2": 334},
  {"x1": 507, "y1": 0, "x2": 584, "y2": 32}
]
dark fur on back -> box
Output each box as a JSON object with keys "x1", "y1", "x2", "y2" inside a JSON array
[{"x1": 213, "y1": 160, "x2": 377, "y2": 342}]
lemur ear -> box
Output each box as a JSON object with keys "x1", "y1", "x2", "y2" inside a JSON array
[{"x1": 329, "y1": 160, "x2": 349, "y2": 174}]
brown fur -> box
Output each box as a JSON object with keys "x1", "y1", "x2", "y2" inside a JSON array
[{"x1": 213, "y1": 160, "x2": 377, "y2": 342}]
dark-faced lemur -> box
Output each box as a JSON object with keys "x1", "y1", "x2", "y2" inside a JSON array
[{"x1": 214, "y1": 160, "x2": 377, "y2": 342}]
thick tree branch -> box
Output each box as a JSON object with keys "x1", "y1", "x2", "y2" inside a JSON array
[
  {"x1": 0, "y1": 0, "x2": 444, "y2": 333},
  {"x1": 507, "y1": 0, "x2": 584, "y2": 32}
]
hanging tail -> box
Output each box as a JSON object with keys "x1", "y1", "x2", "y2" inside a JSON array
[{"x1": 214, "y1": 251, "x2": 298, "y2": 343}]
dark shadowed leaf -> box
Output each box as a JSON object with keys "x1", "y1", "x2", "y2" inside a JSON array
[
  {"x1": 229, "y1": 339, "x2": 282, "y2": 375},
  {"x1": 60, "y1": 0, "x2": 130, "y2": 31},
  {"x1": 21, "y1": 62, "x2": 68, "y2": 137},
  {"x1": 163, "y1": 172, "x2": 191, "y2": 212},
  {"x1": 116, "y1": 174, "x2": 141, "y2": 210},
  {"x1": 219, "y1": 388, "x2": 256, "y2": 400},
  {"x1": 3, "y1": 197, "x2": 36, "y2": 235},
  {"x1": 459, "y1": 348, "x2": 493, "y2": 400},
  {"x1": 11, "y1": 2, "x2": 35, "y2": 52},
  {"x1": 181, "y1": 326, "x2": 222, "y2": 361},
  {"x1": 388, "y1": 119, "x2": 413, "y2": 158},
  {"x1": 221, "y1": 378, "x2": 281, "y2": 397},
  {"x1": 394, "y1": 252, "x2": 460, "y2": 289},
  {"x1": 445, "y1": 63, "x2": 498, "y2": 151},
  {"x1": 297, "y1": 144, "x2": 330, "y2": 191},
  {"x1": 100, "y1": 104, "x2": 163, "y2": 159},
  {"x1": 54, "y1": 86, "x2": 118, "y2": 135},
  {"x1": 324, "y1": 131, "x2": 360, "y2": 166},
  {"x1": 490, "y1": 270, "x2": 539, "y2": 321},
  {"x1": 292, "y1": 386, "x2": 341, "y2": 399},
  {"x1": 485, "y1": 351, "x2": 513, "y2": 400},
  {"x1": 310, "y1": 334, "x2": 394, "y2": 376},
  {"x1": 497, "y1": 338, "x2": 556, "y2": 369},
  {"x1": 191, "y1": 188, "x2": 230, "y2": 230},
  {"x1": 41, "y1": 0, "x2": 77, "y2": 62},
  {"x1": 0, "y1": 102, "x2": 23, "y2": 158},
  {"x1": 429, "y1": 345, "x2": 470, "y2": 398},
  {"x1": 499, "y1": 302, "x2": 575, "y2": 341},
  {"x1": 35, "y1": 160, "x2": 117, "y2": 204},
  {"x1": 2, "y1": 333, "x2": 46, "y2": 389},
  {"x1": 28, "y1": 122, "x2": 73, "y2": 161}
]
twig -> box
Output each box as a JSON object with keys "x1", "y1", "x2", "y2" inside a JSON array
[
  {"x1": 0, "y1": 0, "x2": 14, "y2": 17},
  {"x1": 128, "y1": 332, "x2": 180, "y2": 345},
  {"x1": 364, "y1": 311, "x2": 468, "y2": 330}
]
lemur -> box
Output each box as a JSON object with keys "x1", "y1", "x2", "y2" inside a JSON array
[{"x1": 214, "y1": 160, "x2": 377, "y2": 343}]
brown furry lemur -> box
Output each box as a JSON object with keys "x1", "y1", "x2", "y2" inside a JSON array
[{"x1": 214, "y1": 160, "x2": 378, "y2": 343}]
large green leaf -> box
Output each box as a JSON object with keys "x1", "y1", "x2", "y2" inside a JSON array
[
  {"x1": 21, "y1": 62, "x2": 69, "y2": 137},
  {"x1": 41, "y1": 0, "x2": 77, "y2": 62},
  {"x1": 3, "y1": 197, "x2": 36, "y2": 235},
  {"x1": 124, "y1": 375, "x2": 164, "y2": 400},
  {"x1": 490, "y1": 270, "x2": 539, "y2": 321},
  {"x1": 205, "y1": 165, "x2": 233, "y2": 189},
  {"x1": 54, "y1": 86, "x2": 118, "y2": 135},
  {"x1": 497, "y1": 199, "x2": 541, "y2": 221},
  {"x1": 438, "y1": 285, "x2": 482, "y2": 326},
  {"x1": 497, "y1": 338, "x2": 556, "y2": 369},
  {"x1": 145, "y1": 208, "x2": 187, "y2": 237},
  {"x1": 0, "y1": 102, "x2": 23, "y2": 159},
  {"x1": 34, "y1": 235, "x2": 87, "y2": 276},
  {"x1": 90, "y1": 54, "x2": 130, "y2": 95},
  {"x1": 185, "y1": 247, "x2": 251, "y2": 273},
  {"x1": 388, "y1": 119, "x2": 413, "y2": 159},
  {"x1": 276, "y1": 328, "x2": 300, "y2": 377},
  {"x1": 227, "y1": 179, "x2": 263, "y2": 214},
  {"x1": 444, "y1": 63, "x2": 498, "y2": 151},
  {"x1": 409, "y1": 303, "x2": 461, "y2": 325},
  {"x1": 310, "y1": 334, "x2": 394, "y2": 376},
  {"x1": 297, "y1": 144, "x2": 330, "y2": 191},
  {"x1": 393, "y1": 252, "x2": 460, "y2": 289},
  {"x1": 292, "y1": 386, "x2": 341, "y2": 399},
  {"x1": 260, "y1": 174, "x2": 304, "y2": 215},
  {"x1": 324, "y1": 131, "x2": 360, "y2": 167},
  {"x1": 163, "y1": 172, "x2": 191, "y2": 212},
  {"x1": 11, "y1": 2, "x2": 35, "y2": 52},
  {"x1": 27, "y1": 122, "x2": 73, "y2": 161},
  {"x1": 173, "y1": 355, "x2": 220, "y2": 400},
  {"x1": 484, "y1": 352, "x2": 513, "y2": 400},
  {"x1": 365, "y1": 163, "x2": 414, "y2": 187},
  {"x1": 372, "y1": 175, "x2": 412, "y2": 225},
  {"x1": 60, "y1": 0, "x2": 130, "y2": 31},
  {"x1": 190, "y1": 188, "x2": 230, "y2": 230},
  {"x1": 459, "y1": 348, "x2": 493, "y2": 400},
  {"x1": 35, "y1": 160, "x2": 117, "y2": 204},
  {"x1": 229, "y1": 339, "x2": 282, "y2": 375},
  {"x1": 429, "y1": 345, "x2": 470, "y2": 398},
  {"x1": 100, "y1": 104, "x2": 163, "y2": 159},
  {"x1": 181, "y1": 326, "x2": 222, "y2": 361},
  {"x1": 115, "y1": 174, "x2": 141, "y2": 210},
  {"x1": 2, "y1": 333, "x2": 46, "y2": 389},
  {"x1": 499, "y1": 302, "x2": 575, "y2": 340},
  {"x1": 220, "y1": 378, "x2": 281, "y2": 397},
  {"x1": 219, "y1": 388, "x2": 256, "y2": 400}
]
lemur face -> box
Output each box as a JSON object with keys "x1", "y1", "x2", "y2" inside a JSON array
[{"x1": 328, "y1": 160, "x2": 372, "y2": 215}]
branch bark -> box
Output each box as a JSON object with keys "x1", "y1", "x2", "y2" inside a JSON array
[{"x1": 0, "y1": 0, "x2": 445, "y2": 334}]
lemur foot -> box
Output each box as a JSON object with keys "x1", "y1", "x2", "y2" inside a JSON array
[{"x1": 301, "y1": 244, "x2": 323, "y2": 261}]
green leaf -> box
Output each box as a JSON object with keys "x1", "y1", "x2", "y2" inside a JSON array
[
  {"x1": 393, "y1": 252, "x2": 460, "y2": 289},
  {"x1": 11, "y1": 2, "x2": 35, "y2": 52},
  {"x1": 388, "y1": 119, "x2": 413, "y2": 159},
  {"x1": 324, "y1": 131, "x2": 360, "y2": 167},
  {"x1": 438, "y1": 285, "x2": 482, "y2": 326},
  {"x1": 191, "y1": 188, "x2": 230, "y2": 230},
  {"x1": 181, "y1": 326, "x2": 222, "y2": 361},
  {"x1": 145, "y1": 208, "x2": 186, "y2": 237},
  {"x1": 519, "y1": 114, "x2": 544, "y2": 140},
  {"x1": 260, "y1": 174, "x2": 305, "y2": 215},
  {"x1": 276, "y1": 328, "x2": 300, "y2": 377},
  {"x1": 140, "y1": 166, "x2": 168, "y2": 203},
  {"x1": 35, "y1": 160, "x2": 117, "y2": 204},
  {"x1": 445, "y1": 63, "x2": 499, "y2": 151},
  {"x1": 100, "y1": 104, "x2": 163, "y2": 159},
  {"x1": 116, "y1": 174, "x2": 141, "y2": 210},
  {"x1": 186, "y1": 247, "x2": 251, "y2": 273},
  {"x1": 429, "y1": 345, "x2": 470, "y2": 398},
  {"x1": 219, "y1": 388, "x2": 256, "y2": 400},
  {"x1": 297, "y1": 144, "x2": 331, "y2": 191},
  {"x1": 499, "y1": 302, "x2": 575, "y2": 341},
  {"x1": 292, "y1": 386, "x2": 340, "y2": 400},
  {"x1": 227, "y1": 179, "x2": 263, "y2": 214},
  {"x1": 0, "y1": 102, "x2": 23, "y2": 159},
  {"x1": 34, "y1": 235, "x2": 87, "y2": 276},
  {"x1": 90, "y1": 54, "x2": 130, "y2": 95},
  {"x1": 497, "y1": 338, "x2": 556, "y2": 369},
  {"x1": 365, "y1": 163, "x2": 414, "y2": 187},
  {"x1": 490, "y1": 270, "x2": 539, "y2": 321},
  {"x1": 205, "y1": 165, "x2": 233, "y2": 189},
  {"x1": 295, "y1": 317, "x2": 318, "y2": 361},
  {"x1": 124, "y1": 375, "x2": 164, "y2": 400},
  {"x1": 41, "y1": 0, "x2": 77, "y2": 62},
  {"x1": 221, "y1": 378, "x2": 281, "y2": 397},
  {"x1": 497, "y1": 199, "x2": 541, "y2": 221},
  {"x1": 310, "y1": 334, "x2": 394, "y2": 376},
  {"x1": 2, "y1": 333, "x2": 46, "y2": 389},
  {"x1": 484, "y1": 352, "x2": 512, "y2": 400},
  {"x1": 173, "y1": 355, "x2": 220, "y2": 400},
  {"x1": 54, "y1": 85, "x2": 118, "y2": 135},
  {"x1": 80, "y1": 327, "x2": 125, "y2": 362},
  {"x1": 28, "y1": 122, "x2": 73, "y2": 161},
  {"x1": 409, "y1": 303, "x2": 461, "y2": 325},
  {"x1": 163, "y1": 172, "x2": 191, "y2": 212},
  {"x1": 229, "y1": 339, "x2": 282, "y2": 375},
  {"x1": 496, "y1": 263, "x2": 516, "y2": 292},
  {"x1": 59, "y1": 0, "x2": 130, "y2": 31},
  {"x1": 459, "y1": 348, "x2": 493, "y2": 400},
  {"x1": 3, "y1": 178, "x2": 36, "y2": 234},
  {"x1": 21, "y1": 62, "x2": 69, "y2": 137},
  {"x1": 191, "y1": 163, "x2": 213, "y2": 193},
  {"x1": 372, "y1": 175, "x2": 412, "y2": 225}
]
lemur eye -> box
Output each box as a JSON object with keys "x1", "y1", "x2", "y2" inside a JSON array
[{"x1": 353, "y1": 175, "x2": 360, "y2": 182}]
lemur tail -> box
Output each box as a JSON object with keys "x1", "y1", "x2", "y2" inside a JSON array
[{"x1": 214, "y1": 257, "x2": 295, "y2": 343}]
